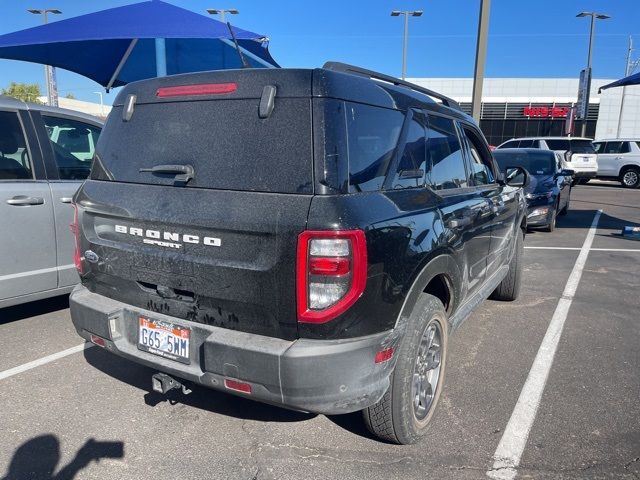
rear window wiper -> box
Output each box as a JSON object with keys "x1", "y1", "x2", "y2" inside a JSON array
[{"x1": 139, "y1": 164, "x2": 195, "y2": 183}]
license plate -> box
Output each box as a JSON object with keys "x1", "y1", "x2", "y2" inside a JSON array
[
  {"x1": 138, "y1": 316, "x2": 190, "y2": 364},
  {"x1": 583, "y1": 157, "x2": 590, "y2": 162}
]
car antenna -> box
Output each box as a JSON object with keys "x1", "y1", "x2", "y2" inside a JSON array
[{"x1": 226, "y1": 22, "x2": 250, "y2": 69}]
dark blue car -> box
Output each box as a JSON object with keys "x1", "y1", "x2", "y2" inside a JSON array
[{"x1": 493, "y1": 148, "x2": 573, "y2": 232}]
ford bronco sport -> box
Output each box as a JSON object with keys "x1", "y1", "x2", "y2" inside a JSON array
[{"x1": 69, "y1": 63, "x2": 528, "y2": 444}]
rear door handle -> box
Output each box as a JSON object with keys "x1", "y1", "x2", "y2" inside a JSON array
[
  {"x1": 60, "y1": 197, "x2": 73, "y2": 204},
  {"x1": 6, "y1": 195, "x2": 44, "y2": 206}
]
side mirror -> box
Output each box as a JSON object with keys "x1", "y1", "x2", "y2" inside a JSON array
[
  {"x1": 557, "y1": 169, "x2": 575, "y2": 177},
  {"x1": 504, "y1": 166, "x2": 530, "y2": 188}
]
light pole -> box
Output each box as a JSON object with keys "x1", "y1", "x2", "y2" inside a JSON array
[
  {"x1": 206, "y1": 8, "x2": 239, "y2": 22},
  {"x1": 93, "y1": 91, "x2": 105, "y2": 117},
  {"x1": 390, "y1": 10, "x2": 423, "y2": 80},
  {"x1": 27, "y1": 8, "x2": 61, "y2": 107},
  {"x1": 206, "y1": 9, "x2": 240, "y2": 68},
  {"x1": 471, "y1": 0, "x2": 491, "y2": 123},
  {"x1": 576, "y1": 11, "x2": 610, "y2": 137}
]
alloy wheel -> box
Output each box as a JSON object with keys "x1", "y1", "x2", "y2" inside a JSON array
[
  {"x1": 412, "y1": 320, "x2": 443, "y2": 421},
  {"x1": 622, "y1": 170, "x2": 639, "y2": 188}
]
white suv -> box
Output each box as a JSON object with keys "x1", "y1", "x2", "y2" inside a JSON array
[
  {"x1": 497, "y1": 137, "x2": 598, "y2": 184},
  {"x1": 593, "y1": 139, "x2": 640, "y2": 189}
]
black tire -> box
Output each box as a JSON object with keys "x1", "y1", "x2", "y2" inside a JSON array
[
  {"x1": 620, "y1": 167, "x2": 640, "y2": 189},
  {"x1": 490, "y1": 228, "x2": 523, "y2": 301},
  {"x1": 362, "y1": 294, "x2": 448, "y2": 445},
  {"x1": 544, "y1": 206, "x2": 557, "y2": 232}
]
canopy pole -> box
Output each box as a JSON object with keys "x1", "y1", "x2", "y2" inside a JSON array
[
  {"x1": 106, "y1": 38, "x2": 138, "y2": 92},
  {"x1": 155, "y1": 38, "x2": 167, "y2": 76},
  {"x1": 219, "y1": 38, "x2": 275, "y2": 68}
]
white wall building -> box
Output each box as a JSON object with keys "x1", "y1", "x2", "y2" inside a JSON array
[
  {"x1": 38, "y1": 96, "x2": 111, "y2": 119},
  {"x1": 407, "y1": 77, "x2": 640, "y2": 144}
]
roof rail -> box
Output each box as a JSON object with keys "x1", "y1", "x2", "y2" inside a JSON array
[{"x1": 322, "y1": 61, "x2": 462, "y2": 112}]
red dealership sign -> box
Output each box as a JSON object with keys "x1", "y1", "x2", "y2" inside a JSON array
[{"x1": 523, "y1": 106, "x2": 570, "y2": 118}]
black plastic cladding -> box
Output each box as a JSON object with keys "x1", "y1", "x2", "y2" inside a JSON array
[{"x1": 77, "y1": 66, "x2": 521, "y2": 343}]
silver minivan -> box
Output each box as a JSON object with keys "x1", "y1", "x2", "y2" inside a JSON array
[{"x1": 0, "y1": 95, "x2": 102, "y2": 308}]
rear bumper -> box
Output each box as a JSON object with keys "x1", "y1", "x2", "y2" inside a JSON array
[
  {"x1": 69, "y1": 286, "x2": 397, "y2": 415},
  {"x1": 572, "y1": 170, "x2": 597, "y2": 179}
]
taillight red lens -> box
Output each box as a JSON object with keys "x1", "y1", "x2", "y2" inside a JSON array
[
  {"x1": 70, "y1": 203, "x2": 83, "y2": 275},
  {"x1": 156, "y1": 83, "x2": 237, "y2": 98},
  {"x1": 296, "y1": 230, "x2": 367, "y2": 324},
  {"x1": 309, "y1": 257, "x2": 350, "y2": 276}
]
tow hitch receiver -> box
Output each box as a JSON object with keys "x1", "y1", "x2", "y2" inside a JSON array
[{"x1": 152, "y1": 373, "x2": 190, "y2": 394}]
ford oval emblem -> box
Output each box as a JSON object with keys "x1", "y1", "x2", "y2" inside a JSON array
[{"x1": 84, "y1": 250, "x2": 99, "y2": 263}]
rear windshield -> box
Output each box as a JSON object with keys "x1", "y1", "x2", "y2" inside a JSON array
[
  {"x1": 92, "y1": 99, "x2": 313, "y2": 194},
  {"x1": 493, "y1": 150, "x2": 555, "y2": 176},
  {"x1": 545, "y1": 139, "x2": 595, "y2": 153}
]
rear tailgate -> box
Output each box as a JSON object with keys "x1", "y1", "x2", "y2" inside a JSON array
[{"x1": 76, "y1": 69, "x2": 314, "y2": 341}]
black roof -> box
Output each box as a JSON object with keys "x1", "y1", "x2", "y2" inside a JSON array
[{"x1": 112, "y1": 64, "x2": 473, "y2": 123}]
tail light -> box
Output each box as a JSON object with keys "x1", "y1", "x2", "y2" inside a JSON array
[
  {"x1": 296, "y1": 230, "x2": 367, "y2": 324},
  {"x1": 70, "y1": 203, "x2": 83, "y2": 275}
]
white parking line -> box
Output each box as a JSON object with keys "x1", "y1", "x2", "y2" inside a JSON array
[
  {"x1": 0, "y1": 343, "x2": 94, "y2": 381},
  {"x1": 525, "y1": 246, "x2": 640, "y2": 252},
  {"x1": 487, "y1": 210, "x2": 602, "y2": 480}
]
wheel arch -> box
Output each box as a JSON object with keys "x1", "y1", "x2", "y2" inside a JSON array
[{"x1": 393, "y1": 253, "x2": 462, "y2": 331}]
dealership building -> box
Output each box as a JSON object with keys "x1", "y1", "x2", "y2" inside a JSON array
[{"x1": 409, "y1": 77, "x2": 640, "y2": 146}]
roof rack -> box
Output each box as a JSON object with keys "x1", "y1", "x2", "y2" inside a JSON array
[{"x1": 322, "y1": 61, "x2": 462, "y2": 112}]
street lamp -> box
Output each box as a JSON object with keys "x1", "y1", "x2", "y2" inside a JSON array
[
  {"x1": 28, "y1": 8, "x2": 61, "y2": 107},
  {"x1": 206, "y1": 8, "x2": 239, "y2": 22},
  {"x1": 93, "y1": 91, "x2": 105, "y2": 117},
  {"x1": 576, "y1": 11, "x2": 610, "y2": 136},
  {"x1": 390, "y1": 10, "x2": 423, "y2": 80}
]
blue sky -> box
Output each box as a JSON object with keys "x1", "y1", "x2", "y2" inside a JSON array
[{"x1": 0, "y1": 0, "x2": 638, "y2": 104}]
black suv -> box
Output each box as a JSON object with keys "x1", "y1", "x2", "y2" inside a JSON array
[{"x1": 69, "y1": 63, "x2": 528, "y2": 444}]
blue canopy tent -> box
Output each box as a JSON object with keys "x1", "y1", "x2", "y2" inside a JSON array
[
  {"x1": 598, "y1": 71, "x2": 640, "y2": 92},
  {"x1": 0, "y1": 0, "x2": 278, "y2": 91}
]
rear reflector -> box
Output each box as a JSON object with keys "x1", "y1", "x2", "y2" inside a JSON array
[
  {"x1": 224, "y1": 378, "x2": 252, "y2": 394},
  {"x1": 156, "y1": 83, "x2": 237, "y2": 98},
  {"x1": 90, "y1": 334, "x2": 106, "y2": 348},
  {"x1": 374, "y1": 348, "x2": 394, "y2": 364}
]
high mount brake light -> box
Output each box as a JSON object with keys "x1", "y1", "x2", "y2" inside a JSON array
[
  {"x1": 155, "y1": 83, "x2": 237, "y2": 98},
  {"x1": 296, "y1": 230, "x2": 367, "y2": 324},
  {"x1": 70, "y1": 204, "x2": 83, "y2": 275}
]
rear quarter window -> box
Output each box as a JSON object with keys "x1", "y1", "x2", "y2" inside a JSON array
[{"x1": 346, "y1": 102, "x2": 404, "y2": 192}]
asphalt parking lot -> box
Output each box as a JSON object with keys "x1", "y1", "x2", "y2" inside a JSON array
[{"x1": 0, "y1": 182, "x2": 638, "y2": 480}]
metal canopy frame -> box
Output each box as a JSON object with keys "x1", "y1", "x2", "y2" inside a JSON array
[{"x1": 106, "y1": 38, "x2": 138, "y2": 92}]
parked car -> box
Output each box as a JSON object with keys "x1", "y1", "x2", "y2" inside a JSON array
[
  {"x1": 493, "y1": 148, "x2": 573, "y2": 232},
  {"x1": 496, "y1": 136, "x2": 597, "y2": 185},
  {"x1": 0, "y1": 95, "x2": 102, "y2": 309},
  {"x1": 69, "y1": 63, "x2": 528, "y2": 444},
  {"x1": 593, "y1": 139, "x2": 640, "y2": 188}
]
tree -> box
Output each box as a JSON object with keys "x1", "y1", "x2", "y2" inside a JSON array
[
  {"x1": 64, "y1": 93, "x2": 76, "y2": 99},
  {"x1": 1, "y1": 82, "x2": 43, "y2": 103}
]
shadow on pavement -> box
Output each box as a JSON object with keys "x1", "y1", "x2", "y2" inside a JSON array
[
  {"x1": 0, "y1": 295, "x2": 69, "y2": 325},
  {"x1": 84, "y1": 346, "x2": 316, "y2": 424},
  {"x1": 0, "y1": 434, "x2": 123, "y2": 480}
]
